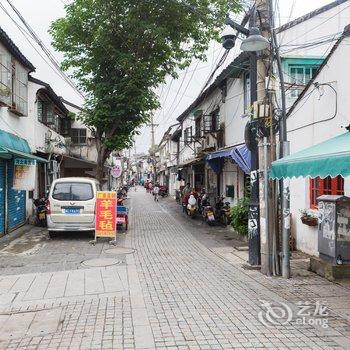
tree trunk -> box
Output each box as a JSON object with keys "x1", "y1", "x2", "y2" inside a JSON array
[{"x1": 95, "y1": 133, "x2": 108, "y2": 184}]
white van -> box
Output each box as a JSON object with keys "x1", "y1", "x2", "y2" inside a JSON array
[{"x1": 46, "y1": 177, "x2": 100, "y2": 235}]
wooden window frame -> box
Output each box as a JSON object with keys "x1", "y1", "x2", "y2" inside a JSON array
[
  {"x1": 309, "y1": 176, "x2": 344, "y2": 209},
  {"x1": 71, "y1": 128, "x2": 87, "y2": 145}
]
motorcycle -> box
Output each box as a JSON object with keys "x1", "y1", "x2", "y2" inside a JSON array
[
  {"x1": 200, "y1": 193, "x2": 216, "y2": 226},
  {"x1": 215, "y1": 196, "x2": 231, "y2": 226},
  {"x1": 159, "y1": 185, "x2": 168, "y2": 197},
  {"x1": 33, "y1": 197, "x2": 47, "y2": 227},
  {"x1": 186, "y1": 193, "x2": 198, "y2": 218},
  {"x1": 116, "y1": 195, "x2": 129, "y2": 231}
]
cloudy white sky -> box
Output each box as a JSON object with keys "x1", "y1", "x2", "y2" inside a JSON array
[{"x1": 0, "y1": 0, "x2": 336, "y2": 152}]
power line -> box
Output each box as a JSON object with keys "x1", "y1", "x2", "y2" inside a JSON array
[
  {"x1": 4, "y1": 0, "x2": 85, "y2": 99},
  {"x1": 165, "y1": 60, "x2": 201, "y2": 120},
  {"x1": 281, "y1": 2, "x2": 350, "y2": 46},
  {"x1": 162, "y1": 65, "x2": 191, "y2": 119},
  {"x1": 0, "y1": 2, "x2": 78, "y2": 91}
]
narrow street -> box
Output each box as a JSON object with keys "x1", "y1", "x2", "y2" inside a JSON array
[{"x1": 0, "y1": 189, "x2": 350, "y2": 349}]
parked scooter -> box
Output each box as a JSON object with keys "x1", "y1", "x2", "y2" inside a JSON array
[
  {"x1": 187, "y1": 192, "x2": 198, "y2": 218},
  {"x1": 33, "y1": 197, "x2": 47, "y2": 227},
  {"x1": 116, "y1": 193, "x2": 129, "y2": 231},
  {"x1": 200, "y1": 193, "x2": 216, "y2": 226},
  {"x1": 215, "y1": 196, "x2": 231, "y2": 226},
  {"x1": 159, "y1": 185, "x2": 168, "y2": 197}
]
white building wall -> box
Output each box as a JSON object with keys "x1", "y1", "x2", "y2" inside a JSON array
[
  {"x1": 0, "y1": 74, "x2": 34, "y2": 219},
  {"x1": 223, "y1": 77, "x2": 246, "y2": 147},
  {"x1": 28, "y1": 82, "x2": 67, "y2": 156},
  {"x1": 179, "y1": 89, "x2": 222, "y2": 164},
  {"x1": 286, "y1": 38, "x2": 350, "y2": 256},
  {"x1": 222, "y1": 160, "x2": 245, "y2": 205},
  {"x1": 63, "y1": 102, "x2": 98, "y2": 163},
  {"x1": 278, "y1": 2, "x2": 350, "y2": 59}
]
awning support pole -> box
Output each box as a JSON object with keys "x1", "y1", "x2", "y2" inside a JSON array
[
  {"x1": 4, "y1": 161, "x2": 8, "y2": 235},
  {"x1": 281, "y1": 142, "x2": 291, "y2": 279}
]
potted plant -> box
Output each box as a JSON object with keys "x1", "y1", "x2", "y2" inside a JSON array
[{"x1": 300, "y1": 209, "x2": 318, "y2": 227}]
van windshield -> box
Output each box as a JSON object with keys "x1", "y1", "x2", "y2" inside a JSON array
[{"x1": 52, "y1": 182, "x2": 94, "y2": 201}]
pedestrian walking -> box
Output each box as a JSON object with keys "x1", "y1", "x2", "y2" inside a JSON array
[{"x1": 153, "y1": 184, "x2": 160, "y2": 202}]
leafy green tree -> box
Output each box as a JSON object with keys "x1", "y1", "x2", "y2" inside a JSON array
[{"x1": 50, "y1": 0, "x2": 241, "y2": 182}]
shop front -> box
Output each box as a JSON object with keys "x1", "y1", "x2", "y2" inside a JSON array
[
  {"x1": 0, "y1": 130, "x2": 47, "y2": 235},
  {"x1": 205, "y1": 144, "x2": 251, "y2": 202}
]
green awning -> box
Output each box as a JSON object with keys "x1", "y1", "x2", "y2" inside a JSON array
[
  {"x1": 0, "y1": 146, "x2": 48, "y2": 163},
  {"x1": 0, "y1": 130, "x2": 47, "y2": 163},
  {"x1": 270, "y1": 132, "x2": 350, "y2": 179}
]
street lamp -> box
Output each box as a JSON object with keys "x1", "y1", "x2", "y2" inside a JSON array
[
  {"x1": 222, "y1": 7, "x2": 290, "y2": 278},
  {"x1": 240, "y1": 27, "x2": 270, "y2": 52},
  {"x1": 221, "y1": 12, "x2": 262, "y2": 267},
  {"x1": 222, "y1": 14, "x2": 269, "y2": 53}
]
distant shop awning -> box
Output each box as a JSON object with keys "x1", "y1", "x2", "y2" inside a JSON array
[
  {"x1": 178, "y1": 157, "x2": 203, "y2": 168},
  {"x1": 205, "y1": 144, "x2": 251, "y2": 174},
  {"x1": 61, "y1": 154, "x2": 97, "y2": 169},
  {"x1": 0, "y1": 130, "x2": 47, "y2": 162},
  {"x1": 270, "y1": 132, "x2": 350, "y2": 179}
]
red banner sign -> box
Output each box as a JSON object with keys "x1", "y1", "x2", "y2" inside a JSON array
[{"x1": 95, "y1": 191, "x2": 116, "y2": 238}]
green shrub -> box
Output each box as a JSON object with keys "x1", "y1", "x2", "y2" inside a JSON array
[{"x1": 230, "y1": 197, "x2": 249, "y2": 236}]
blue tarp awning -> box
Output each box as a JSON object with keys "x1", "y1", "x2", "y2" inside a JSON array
[{"x1": 205, "y1": 144, "x2": 251, "y2": 174}]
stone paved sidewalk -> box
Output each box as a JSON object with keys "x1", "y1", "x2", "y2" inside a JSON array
[
  {"x1": 129, "y1": 190, "x2": 350, "y2": 349},
  {"x1": 0, "y1": 189, "x2": 350, "y2": 349}
]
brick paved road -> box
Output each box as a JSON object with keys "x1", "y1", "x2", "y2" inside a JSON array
[
  {"x1": 0, "y1": 188, "x2": 350, "y2": 349},
  {"x1": 128, "y1": 191, "x2": 348, "y2": 349}
]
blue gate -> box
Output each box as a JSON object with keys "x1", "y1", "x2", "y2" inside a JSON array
[
  {"x1": 7, "y1": 160, "x2": 26, "y2": 231},
  {"x1": 0, "y1": 161, "x2": 5, "y2": 235}
]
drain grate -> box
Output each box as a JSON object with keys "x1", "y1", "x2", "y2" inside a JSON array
[
  {"x1": 104, "y1": 247, "x2": 135, "y2": 255},
  {"x1": 81, "y1": 258, "x2": 122, "y2": 267}
]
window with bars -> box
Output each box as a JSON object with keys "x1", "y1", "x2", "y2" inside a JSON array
[
  {"x1": 37, "y1": 99, "x2": 54, "y2": 124},
  {"x1": 309, "y1": 176, "x2": 344, "y2": 209},
  {"x1": 183, "y1": 126, "x2": 192, "y2": 145},
  {"x1": 12, "y1": 61, "x2": 28, "y2": 115},
  {"x1": 203, "y1": 114, "x2": 212, "y2": 133},
  {"x1": 71, "y1": 128, "x2": 87, "y2": 145},
  {"x1": 289, "y1": 65, "x2": 319, "y2": 98},
  {"x1": 37, "y1": 97, "x2": 70, "y2": 135},
  {"x1": 203, "y1": 109, "x2": 220, "y2": 133},
  {"x1": 0, "y1": 52, "x2": 12, "y2": 106}
]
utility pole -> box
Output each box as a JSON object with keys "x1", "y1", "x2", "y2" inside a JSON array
[
  {"x1": 269, "y1": 0, "x2": 290, "y2": 278},
  {"x1": 247, "y1": 14, "x2": 260, "y2": 266},
  {"x1": 149, "y1": 115, "x2": 159, "y2": 182},
  {"x1": 223, "y1": 0, "x2": 288, "y2": 276},
  {"x1": 150, "y1": 115, "x2": 156, "y2": 151},
  {"x1": 255, "y1": 0, "x2": 276, "y2": 276}
]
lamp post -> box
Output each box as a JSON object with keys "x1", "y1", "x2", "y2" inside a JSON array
[
  {"x1": 222, "y1": 2, "x2": 290, "y2": 278},
  {"x1": 222, "y1": 10, "x2": 268, "y2": 267}
]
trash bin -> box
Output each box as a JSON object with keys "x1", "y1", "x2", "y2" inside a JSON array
[{"x1": 317, "y1": 195, "x2": 350, "y2": 264}]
